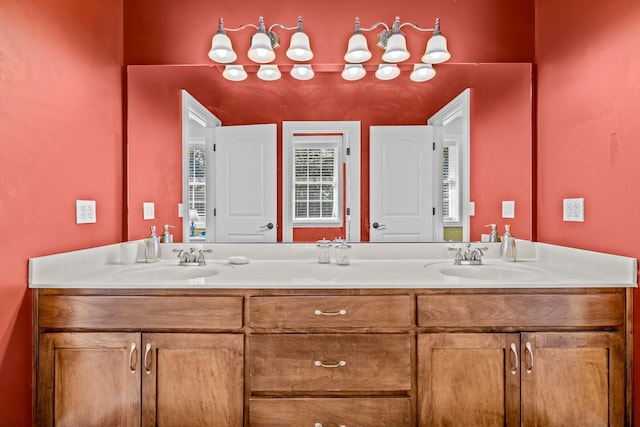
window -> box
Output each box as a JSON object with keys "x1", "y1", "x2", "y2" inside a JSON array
[
  {"x1": 292, "y1": 138, "x2": 342, "y2": 226},
  {"x1": 442, "y1": 142, "x2": 460, "y2": 224},
  {"x1": 187, "y1": 146, "x2": 206, "y2": 233}
]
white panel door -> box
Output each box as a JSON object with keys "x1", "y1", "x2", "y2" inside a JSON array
[
  {"x1": 215, "y1": 124, "x2": 277, "y2": 242},
  {"x1": 369, "y1": 126, "x2": 434, "y2": 242}
]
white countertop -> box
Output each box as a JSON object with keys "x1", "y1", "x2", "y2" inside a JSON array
[{"x1": 28, "y1": 241, "x2": 637, "y2": 289}]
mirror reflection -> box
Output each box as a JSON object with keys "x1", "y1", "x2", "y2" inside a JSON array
[{"x1": 127, "y1": 63, "x2": 533, "y2": 243}]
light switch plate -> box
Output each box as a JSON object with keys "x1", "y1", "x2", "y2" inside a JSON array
[
  {"x1": 502, "y1": 200, "x2": 515, "y2": 218},
  {"x1": 143, "y1": 202, "x2": 155, "y2": 220},
  {"x1": 76, "y1": 200, "x2": 96, "y2": 224},
  {"x1": 563, "y1": 198, "x2": 584, "y2": 222},
  {"x1": 178, "y1": 203, "x2": 184, "y2": 218},
  {"x1": 468, "y1": 201, "x2": 475, "y2": 216}
]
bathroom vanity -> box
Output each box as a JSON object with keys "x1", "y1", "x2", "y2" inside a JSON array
[{"x1": 30, "y1": 242, "x2": 636, "y2": 426}]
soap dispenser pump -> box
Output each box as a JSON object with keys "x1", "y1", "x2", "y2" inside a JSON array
[
  {"x1": 161, "y1": 224, "x2": 174, "y2": 243},
  {"x1": 145, "y1": 225, "x2": 161, "y2": 263},
  {"x1": 500, "y1": 224, "x2": 517, "y2": 262},
  {"x1": 485, "y1": 224, "x2": 499, "y2": 242}
]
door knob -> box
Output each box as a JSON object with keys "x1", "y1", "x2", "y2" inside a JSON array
[
  {"x1": 372, "y1": 222, "x2": 386, "y2": 229},
  {"x1": 260, "y1": 222, "x2": 275, "y2": 230}
]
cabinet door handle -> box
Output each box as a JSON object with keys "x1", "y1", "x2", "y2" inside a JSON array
[
  {"x1": 510, "y1": 343, "x2": 518, "y2": 375},
  {"x1": 129, "y1": 343, "x2": 137, "y2": 373},
  {"x1": 525, "y1": 341, "x2": 534, "y2": 374},
  {"x1": 314, "y1": 309, "x2": 347, "y2": 316},
  {"x1": 314, "y1": 360, "x2": 347, "y2": 368},
  {"x1": 144, "y1": 342, "x2": 152, "y2": 375},
  {"x1": 314, "y1": 424, "x2": 346, "y2": 427}
]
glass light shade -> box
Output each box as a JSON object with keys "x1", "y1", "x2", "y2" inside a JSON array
[
  {"x1": 286, "y1": 32, "x2": 313, "y2": 61},
  {"x1": 208, "y1": 33, "x2": 237, "y2": 63},
  {"x1": 375, "y1": 63, "x2": 400, "y2": 80},
  {"x1": 341, "y1": 64, "x2": 366, "y2": 81},
  {"x1": 381, "y1": 33, "x2": 410, "y2": 63},
  {"x1": 410, "y1": 63, "x2": 436, "y2": 82},
  {"x1": 248, "y1": 32, "x2": 276, "y2": 63},
  {"x1": 422, "y1": 34, "x2": 451, "y2": 63},
  {"x1": 222, "y1": 65, "x2": 248, "y2": 81},
  {"x1": 257, "y1": 65, "x2": 281, "y2": 81},
  {"x1": 290, "y1": 64, "x2": 314, "y2": 80},
  {"x1": 344, "y1": 33, "x2": 372, "y2": 63}
]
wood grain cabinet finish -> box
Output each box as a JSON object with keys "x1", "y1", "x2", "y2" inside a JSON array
[
  {"x1": 250, "y1": 334, "x2": 412, "y2": 392},
  {"x1": 37, "y1": 332, "x2": 244, "y2": 427},
  {"x1": 250, "y1": 397, "x2": 412, "y2": 426},
  {"x1": 249, "y1": 295, "x2": 411, "y2": 329},
  {"x1": 418, "y1": 332, "x2": 625, "y2": 427}
]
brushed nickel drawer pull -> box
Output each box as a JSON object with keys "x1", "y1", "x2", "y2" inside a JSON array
[
  {"x1": 525, "y1": 341, "x2": 534, "y2": 374},
  {"x1": 314, "y1": 309, "x2": 347, "y2": 316},
  {"x1": 315, "y1": 424, "x2": 346, "y2": 427},
  {"x1": 510, "y1": 343, "x2": 518, "y2": 375},
  {"x1": 144, "y1": 342, "x2": 152, "y2": 375},
  {"x1": 314, "y1": 360, "x2": 346, "y2": 368},
  {"x1": 129, "y1": 342, "x2": 137, "y2": 373}
]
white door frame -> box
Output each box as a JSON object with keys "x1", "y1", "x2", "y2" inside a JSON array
[
  {"x1": 282, "y1": 121, "x2": 361, "y2": 242},
  {"x1": 181, "y1": 90, "x2": 221, "y2": 243},
  {"x1": 428, "y1": 88, "x2": 471, "y2": 242}
]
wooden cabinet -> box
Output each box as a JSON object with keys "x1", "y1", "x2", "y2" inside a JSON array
[
  {"x1": 35, "y1": 288, "x2": 631, "y2": 426},
  {"x1": 248, "y1": 295, "x2": 414, "y2": 425},
  {"x1": 36, "y1": 293, "x2": 244, "y2": 427},
  {"x1": 38, "y1": 332, "x2": 243, "y2": 427},
  {"x1": 416, "y1": 290, "x2": 628, "y2": 427},
  {"x1": 37, "y1": 332, "x2": 141, "y2": 427}
]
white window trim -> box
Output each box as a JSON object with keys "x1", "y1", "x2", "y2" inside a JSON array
[
  {"x1": 292, "y1": 136, "x2": 343, "y2": 227},
  {"x1": 282, "y1": 121, "x2": 361, "y2": 242}
]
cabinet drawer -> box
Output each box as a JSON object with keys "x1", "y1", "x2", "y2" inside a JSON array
[
  {"x1": 417, "y1": 292, "x2": 624, "y2": 328},
  {"x1": 250, "y1": 397, "x2": 411, "y2": 426},
  {"x1": 250, "y1": 334, "x2": 411, "y2": 392},
  {"x1": 249, "y1": 295, "x2": 411, "y2": 328},
  {"x1": 38, "y1": 296, "x2": 243, "y2": 329}
]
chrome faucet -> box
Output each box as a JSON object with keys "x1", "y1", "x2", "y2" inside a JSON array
[
  {"x1": 173, "y1": 248, "x2": 212, "y2": 265},
  {"x1": 448, "y1": 243, "x2": 489, "y2": 265}
]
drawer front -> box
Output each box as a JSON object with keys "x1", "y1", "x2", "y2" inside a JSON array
[
  {"x1": 249, "y1": 295, "x2": 411, "y2": 328},
  {"x1": 250, "y1": 334, "x2": 411, "y2": 392},
  {"x1": 250, "y1": 398, "x2": 411, "y2": 427},
  {"x1": 38, "y1": 296, "x2": 243, "y2": 329},
  {"x1": 417, "y1": 292, "x2": 624, "y2": 328}
]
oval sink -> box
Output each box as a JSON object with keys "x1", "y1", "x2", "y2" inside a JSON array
[
  {"x1": 110, "y1": 265, "x2": 219, "y2": 282},
  {"x1": 439, "y1": 264, "x2": 549, "y2": 281}
]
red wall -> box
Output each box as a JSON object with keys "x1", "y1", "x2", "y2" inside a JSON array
[
  {"x1": 127, "y1": 63, "x2": 532, "y2": 243},
  {"x1": 535, "y1": 0, "x2": 640, "y2": 422},
  {"x1": 0, "y1": 1, "x2": 124, "y2": 424}
]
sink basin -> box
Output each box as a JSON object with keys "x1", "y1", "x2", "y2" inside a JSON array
[
  {"x1": 439, "y1": 264, "x2": 549, "y2": 281},
  {"x1": 110, "y1": 265, "x2": 219, "y2": 282}
]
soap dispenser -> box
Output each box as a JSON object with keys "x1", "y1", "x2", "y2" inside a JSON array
[
  {"x1": 161, "y1": 224, "x2": 174, "y2": 243},
  {"x1": 145, "y1": 225, "x2": 161, "y2": 263},
  {"x1": 485, "y1": 224, "x2": 499, "y2": 242},
  {"x1": 500, "y1": 224, "x2": 517, "y2": 262}
]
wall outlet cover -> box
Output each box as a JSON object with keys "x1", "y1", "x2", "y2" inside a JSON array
[
  {"x1": 502, "y1": 200, "x2": 515, "y2": 218},
  {"x1": 563, "y1": 198, "x2": 584, "y2": 222},
  {"x1": 468, "y1": 201, "x2": 475, "y2": 216},
  {"x1": 143, "y1": 202, "x2": 155, "y2": 220},
  {"x1": 76, "y1": 200, "x2": 96, "y2": 224}
]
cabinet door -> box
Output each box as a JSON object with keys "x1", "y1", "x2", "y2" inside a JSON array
[
  {"x1": 142, "y1": 333, "x2": 244, "y2": 427},
  {"x1": 418, "y1": 333, "x2": 521, "y2": 426},
  {"x1": 520, "y1": 332, "x2": 625, "y2": 427},
  {"x1": 37, "y1": 332, "x2": 141, "y2": 427}
]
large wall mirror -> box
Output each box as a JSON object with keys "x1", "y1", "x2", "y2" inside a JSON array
[{"x1": 126, "y1": 63, "x2": 532, "y2": 243}]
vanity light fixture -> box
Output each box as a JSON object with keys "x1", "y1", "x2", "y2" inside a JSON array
[
  {"x1": 343, "y1": 16, "x2": 450, "y2": 81},
  {"x1": 209, "y1": 16, "x2": 314, "y2": 81},
  {"x1": 341, "y1": 64, "x2": 366, "y2": 81}
]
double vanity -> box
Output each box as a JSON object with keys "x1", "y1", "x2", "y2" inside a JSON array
[{"x1": 30, "y1": 241, "x2": 637, "y2": 426}]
